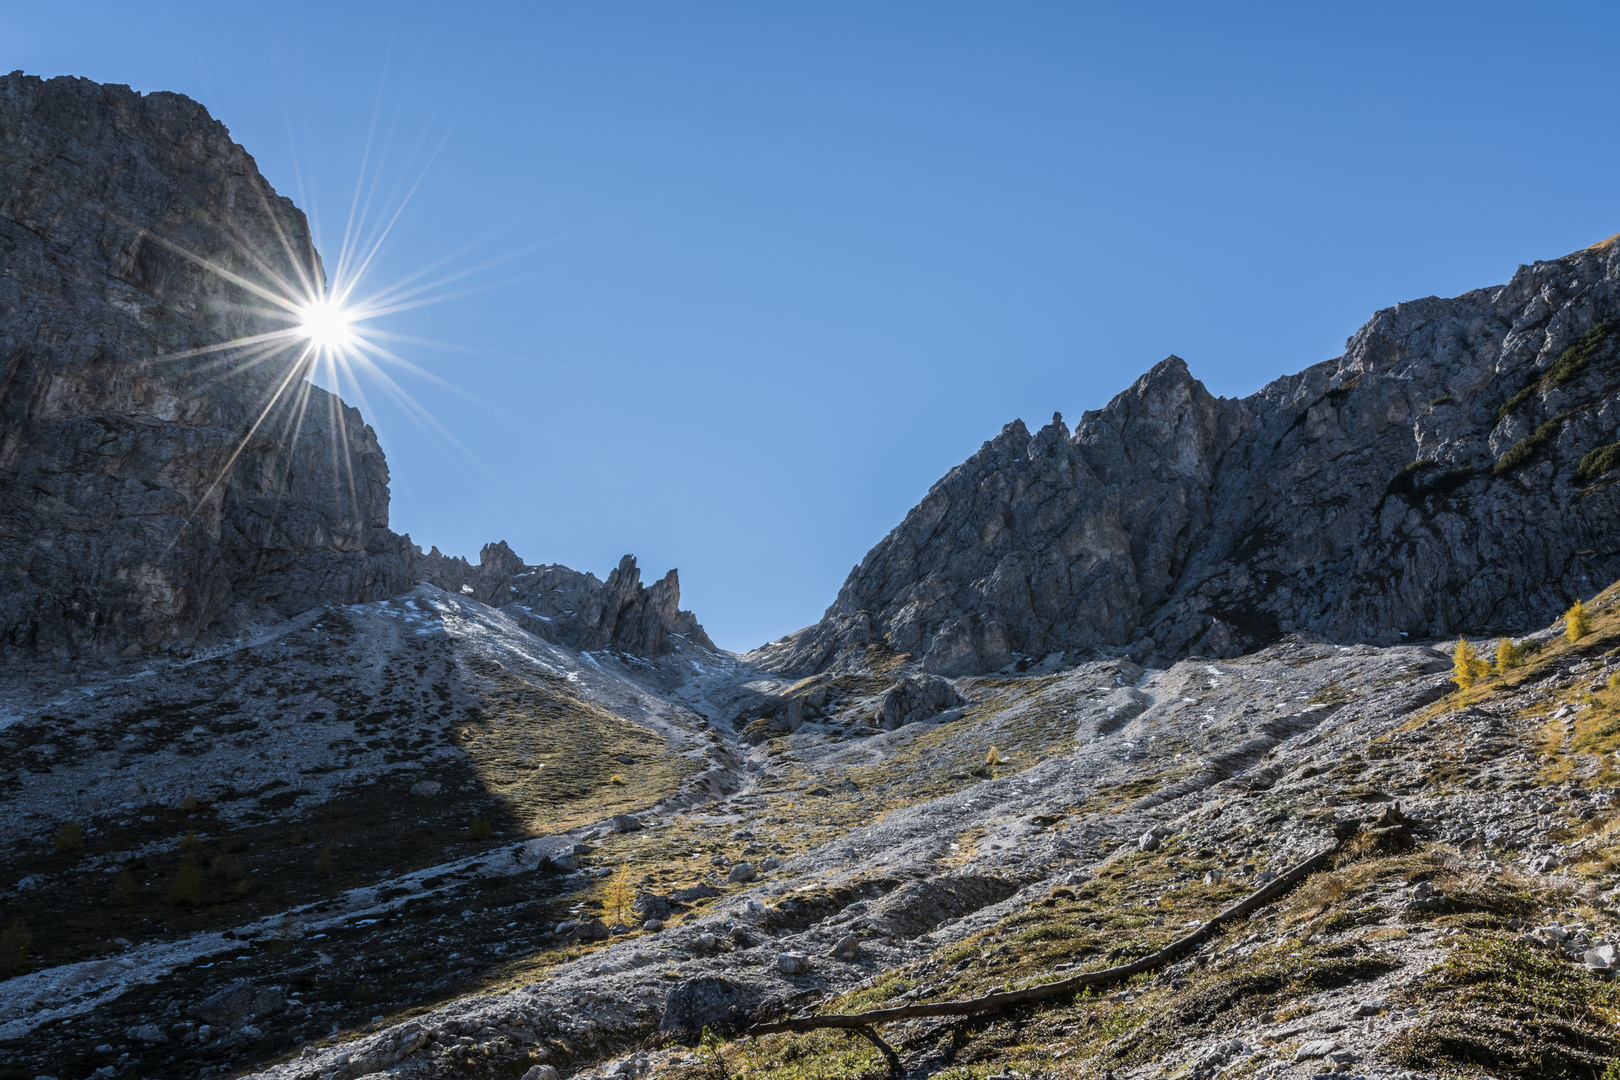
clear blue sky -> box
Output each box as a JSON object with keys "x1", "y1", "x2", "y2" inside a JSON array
[{"x1": 8, "y1": 3, "x2": 1620, "y2": 651}]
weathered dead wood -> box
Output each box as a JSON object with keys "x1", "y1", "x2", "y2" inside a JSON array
[
  {"x1": 744, "y1": 831, "x2": 1355, "y2": 1037},
  {"x1": 853, "y1": 1025, "x2": 902, "y2": 1075}
]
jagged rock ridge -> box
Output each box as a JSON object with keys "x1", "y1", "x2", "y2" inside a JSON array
[
  {"x1": 755, "y1": 236, "x2": 1620, "y2": 675},
  {"x1": 419, "y1": 542, "x2": 714, "y2": 656}
]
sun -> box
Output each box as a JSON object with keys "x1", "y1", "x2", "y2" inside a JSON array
[{"x1": 297, "y1": 296, "x2": 356, "y2": 352}]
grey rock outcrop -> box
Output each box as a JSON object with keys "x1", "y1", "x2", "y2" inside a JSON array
[
  {"x1": 878, "y1": 674, "x2": 965, "y2": 730},
  {"x1": 418, "y1": 545, "x2": 714, "y2": 656},
  {"x1": 195, "y1": 979, "x2": 284, "y2": 1029},
  {"x1": 756, "y1": 235, "x2": 1620, "y2": 675},
  {"x1": 0, "y1": 73, "x2": 415, "y2": 661}
]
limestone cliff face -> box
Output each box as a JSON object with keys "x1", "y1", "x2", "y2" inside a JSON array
[
  {"x1": 0, "y1": 73, "x2": 415, "y2": 661},
  {"x1": 756, "y1": 236, "x2": 1620, "y2": 675},
  {"x1": 418, "y1": 544, "x2": 715, "y2": 656}
]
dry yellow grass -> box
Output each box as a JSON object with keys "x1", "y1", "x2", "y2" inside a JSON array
[{"x1": 459, "y1": 656, "x2": 693, "y2": 834}]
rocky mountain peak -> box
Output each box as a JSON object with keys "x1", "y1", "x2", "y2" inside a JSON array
[{"x1": 757, "y1": 237, "x2": 1620, "y2": 676}]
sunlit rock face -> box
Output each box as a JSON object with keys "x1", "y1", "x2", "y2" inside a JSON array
[
  {"x1": 0, "y1": 73, "x2": 416, "y2": 661},
  {"x1": 757, "y1": 238, "x2": 1620, "y2": 675}
]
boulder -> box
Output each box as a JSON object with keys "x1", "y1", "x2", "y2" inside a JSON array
[
  {"x1": 877, "y1": 676, "x2": 966, "y2": 730},
  {"x1": 659, "y1": 976, "x2": 757, "y2": 1041},
  {"x1": 196, "y1": 979, "x2": 284, "y2": 1029},
  {"x1": 672, "y1": 885, "x2": 722, "y2": 903},
  {"x1": 1294, "y1": 1039, "x2": 1341, "y2": 1062},
  {"x1": 518, "y1": 836, "x2": 584, "y2": 872}
]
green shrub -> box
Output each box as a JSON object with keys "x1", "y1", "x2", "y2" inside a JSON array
[
  {"x1": 1575, "y1": 442, "x2": 1620, "y2": 485},
  {"x1": 1497, "y1": 322, "x2": 1610, "y2": 421},
  {"x1": 467, "y1": 818, "x2": 494, "y2": 841},
  {"x1": 1428, "y1": 467, "x2": 1477, "y2": 497},
  {"x1": 1494, "y1": 415, "x2": 1568, "y2": 476},
  {"x1": 1385, "y1": 460, "x2": 1439, "y2": 497},
  {"x1": 1544, "y1": 322, "x2": 1611, "y2": 392},
  {"x1": 1387, "y1": 460, "x2": 1476, "y2": 501},
  {"x1": 1496, "y1": 383, "x2": 1539, "y2": 422}
]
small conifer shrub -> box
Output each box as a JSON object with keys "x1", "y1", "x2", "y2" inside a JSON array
[
  {"x1": 1495, "y1": 638, "x2": 1524, "y2": 673},
  {"x1": 167, "y1": 863, "x2": 204, "y2": 906},
  {"x1": 0, "y1": 919, "x2": 32, "y2": 976},
  {"x1": 604, "y1": 862, "x2": 634, "y2": 925},
  {"x1": 1496, "y1": 322, "x2": 1610, "y2": 421},
  {"x1": 55, "y1": 822, "x2": 83, "y2": 853},
  {"x1": 314, "y1": 845, "x2": 335, "y2": 877},
  {"x1": 1567, "y1": 599, "x2": 1590, "y2": 643},
  {"x1": 1452, "y1": 637, "x2": 1490, "y2": 688},
  {"x1": 1574, "y1": 442, "x2": 1620, "y2": 485},
  {"x1": 467, "y1": 818, "x2": 494, "y2": 841},
  {"x1": 1493, "y1": 415, "x2": 1569, "y2": 476},
  {"x1": 108, "y1": 868, "x2": 139, "y2": 906}
]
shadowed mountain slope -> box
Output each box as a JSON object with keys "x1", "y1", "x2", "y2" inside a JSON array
[
  {"x1": 0, "y1": 74, "x2": 709, "y2": 666},
  {"x1": 0, "y1": 73, "x2": 415, "y2": 662}
]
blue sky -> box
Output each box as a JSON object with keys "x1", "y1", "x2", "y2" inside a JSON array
[{"x1": 8, "y1": 2, "x2": 1620, "y2": 651}]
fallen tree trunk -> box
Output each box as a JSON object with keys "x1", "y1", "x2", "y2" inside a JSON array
[{"x1": 744, "y1": 833, "x2": 1350, "y2": 1036}]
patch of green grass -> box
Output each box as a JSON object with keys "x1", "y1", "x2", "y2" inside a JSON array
[{"x1": 1385, "y1": 934, "x2": 1620, "y2": 1078}]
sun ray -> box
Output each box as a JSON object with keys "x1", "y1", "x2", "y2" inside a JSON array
[{"x1": 126, "y1": 59, "x2": 664, "y2": 558}]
